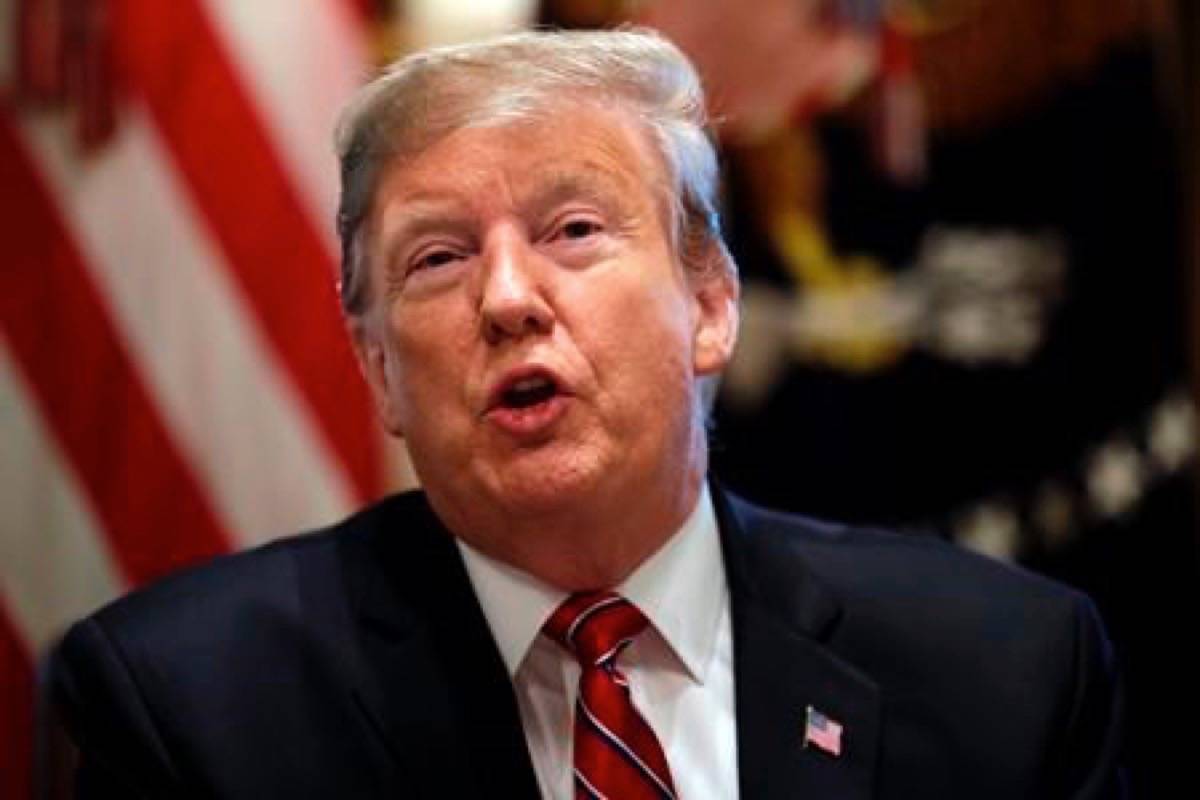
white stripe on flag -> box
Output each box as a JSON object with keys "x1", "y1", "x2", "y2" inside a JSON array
[
  {"x1": 17, "y1": 107, "x2": 357, "y2": 547},
  {"x1": 0, "y1": 343, "x2": 125, "y2": 653},
  {"x1": 200, "y1": 0, "x2": 369, "y2": 257}
]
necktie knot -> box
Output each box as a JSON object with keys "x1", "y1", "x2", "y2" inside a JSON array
[{"x1": 544, "y1": 591, "x2": 649, "y2": 668}]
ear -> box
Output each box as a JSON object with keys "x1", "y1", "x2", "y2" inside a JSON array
[
  {"x1": 690, "y1": 241, "x2": 740, "y2": 376},
  {"x1": 349, "y1": 316, "x2": 406, "y2": 438}
]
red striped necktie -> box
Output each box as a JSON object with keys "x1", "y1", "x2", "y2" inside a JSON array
[{"x1": 544, "y1": 591, "x2": 678, "y2": 800}]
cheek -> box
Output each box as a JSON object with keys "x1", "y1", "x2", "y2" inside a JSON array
[
  {"x1": 597, "y1": 287, "x2": 696, "y2": 402},
  {"x1": 385, "y1": 308, "x2": 472, "y2": 410}
]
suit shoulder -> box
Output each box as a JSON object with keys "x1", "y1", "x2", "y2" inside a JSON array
[
  {"x1": 728, "y1": 493, "x2": 1088, "y2": 616},
  {"x1": 62, "y1": 492, "x2": 426, "y2": 659},
  {"x1": 725, "y1": 494, "x2": 1118, "y2": 712},
  {"x1": 88, "y1": 525, "x2": 332, "y2": 641}
]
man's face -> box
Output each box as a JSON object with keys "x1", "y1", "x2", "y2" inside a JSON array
[{"x1": 355, "y1": 102, "x2": 737, "y2": 545}]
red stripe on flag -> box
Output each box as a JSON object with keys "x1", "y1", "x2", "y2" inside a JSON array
[
  {"x1": 0, "y1": 112, "x2": 232, "y2": 585},
  {"x1": 337, "y1": 0, "x2": 376, "y2": 28},
  {"x1": 110, "y1": 0, "x2": 382, "y2": 500},
  {"x1": 0, "y1": 602, "x2": 35, "y2": 800}
]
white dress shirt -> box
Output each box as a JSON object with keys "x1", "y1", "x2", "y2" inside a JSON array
[{"x1": 457, "y1": 485, "x2": 738, "y2": 799}]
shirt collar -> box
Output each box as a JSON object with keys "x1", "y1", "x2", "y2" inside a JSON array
[{"x1": 457, "y1": 484, "x2": 726, "y2": 684}]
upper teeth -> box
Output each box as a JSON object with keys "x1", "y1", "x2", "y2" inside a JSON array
[{"x1": 512, "y1": 377, "x2": 549, "y2": 391}]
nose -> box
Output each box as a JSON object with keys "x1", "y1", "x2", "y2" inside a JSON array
[{"x1": 478, "y1": 227, "x2": 554, "y2": 344}]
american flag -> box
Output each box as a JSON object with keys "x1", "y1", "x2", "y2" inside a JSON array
[
  {"x1": 803, "y1": 705, "x2": 844, "y2": 757},
  {"x1": 0, "y1": 2, "x2": 409, "y2": 795}
]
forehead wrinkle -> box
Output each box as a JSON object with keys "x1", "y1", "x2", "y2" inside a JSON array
[{"x1": 381, "y1": 194, "x2": 471, "y2": 236}]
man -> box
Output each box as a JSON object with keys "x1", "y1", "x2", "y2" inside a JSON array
[{"x1": 52, "y1": 28, "x2": 1123, "y2": 798}]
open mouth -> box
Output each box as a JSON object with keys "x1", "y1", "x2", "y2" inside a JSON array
[
  {"x1": 485, "y1": 368, "x2": 570, "y2": 434},
  {"x1": 501, "y1": 375, "x2": 559, "y2": 409}
]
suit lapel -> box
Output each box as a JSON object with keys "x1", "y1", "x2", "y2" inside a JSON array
[
  {"x1": 335, "y1": 487, "x2": 879, "y2": 798},
  {"x1": 714, "y1": 486, "x2": 881, "y2": 799},
  {"x1": 341, "y1": 496, "x2": 541, "y2": 799}
]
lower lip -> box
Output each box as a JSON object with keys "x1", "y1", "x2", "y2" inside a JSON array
[{"x1": 485, "y1": 394, "x2": 570, "y2": 437}]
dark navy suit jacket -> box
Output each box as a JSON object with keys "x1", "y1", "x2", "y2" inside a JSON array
[{"x1": 52, "y1": 486, "x2": 1125, "y2": 798}]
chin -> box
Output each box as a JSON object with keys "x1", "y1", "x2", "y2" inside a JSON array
[{"x1": 484, "y1": 444, "x2": 614, "y2": 516}]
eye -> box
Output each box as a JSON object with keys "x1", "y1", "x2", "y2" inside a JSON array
[
  {"x1": 556, "y1": 216, "x2": 603, "y2": 241},
  {"x1": 410, "y1": 247, "x2": 461, "y2": 274}
]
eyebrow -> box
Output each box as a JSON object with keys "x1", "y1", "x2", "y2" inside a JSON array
[
  {"x1": 374, "y1": 162, "x2": 644, "y2": 265},
  {"x1": 389, "y1": 203, "x2": 473, "y2": 242},
  {"x1": 518, "y1": 167, "x2": 636, "y2": 222},
  {"x1": 373, "y1": 195, "x2": 475, "y2": 269}
]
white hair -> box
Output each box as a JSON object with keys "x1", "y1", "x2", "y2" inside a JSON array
[{"x1": 333, "y1": 27, "x2": 732, "y2": 316}]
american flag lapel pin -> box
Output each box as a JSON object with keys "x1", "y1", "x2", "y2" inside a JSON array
[{"x1": 802, "y1": 705, "x2": 843, "y2": 757}]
